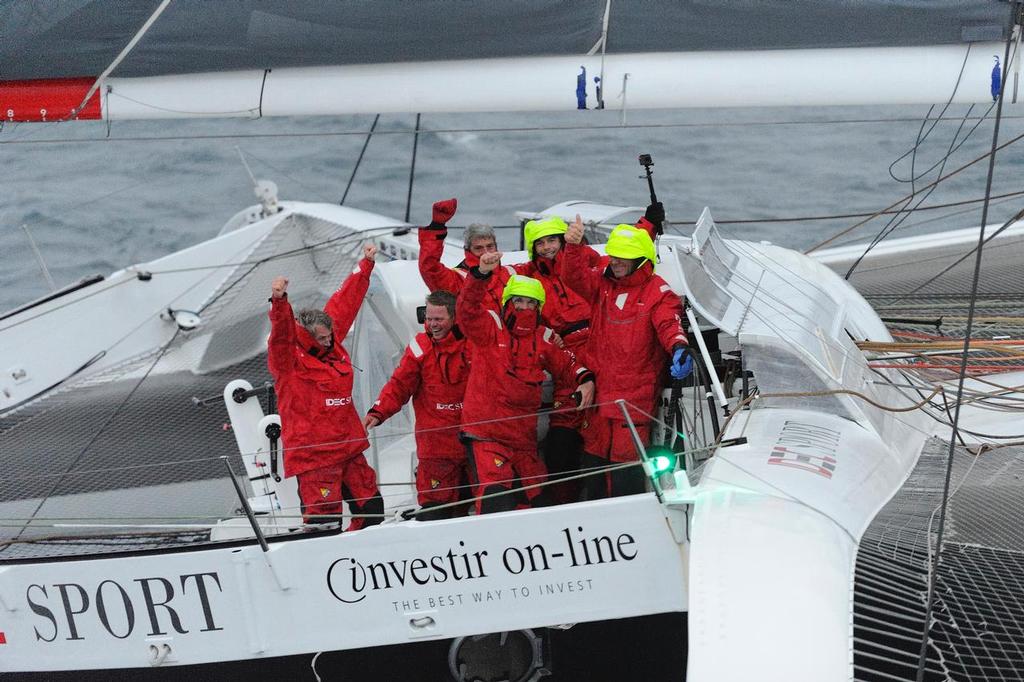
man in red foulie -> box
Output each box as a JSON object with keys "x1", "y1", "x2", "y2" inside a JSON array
[
  {"x1": 514, "y1": 216, "x2": 603, "y2": 502},
  {"x1": 267, "y1": 244, "x2": 384, "y2": 529},
  {"x1": 418, "y1": 197, "x2": 515, "y2": 312},
  {"x1": 562, "y1": 216, "x2": 692, "y2": 499},
  {"x1": 458, "y1": 252, "x2": 595, "y2": 514},
  {"x1": 514, "y1": 210, "x2": 660, "y2": 502},
  {"x1": 363, "y1": 290, "x2": 471, "y2": 521}
]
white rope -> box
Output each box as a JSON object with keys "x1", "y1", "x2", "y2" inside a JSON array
[{"x1": 71, "y1": 0, "x2": 174, "y2": 119}]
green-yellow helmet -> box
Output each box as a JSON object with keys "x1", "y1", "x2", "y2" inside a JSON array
[
  {"x1": 523, "y1": 216, "x2": 568, "y2": 258},
  {"x1": 605, "y1": 224, "x2": 656, "y2": 265},
  {"x1": 501, "y1": 274, "x2": 546, "y2": 310}
]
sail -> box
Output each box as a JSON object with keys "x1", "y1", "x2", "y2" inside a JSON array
[{"x1": 0, "y1": 0, "x2": 1016, "y2": 121}]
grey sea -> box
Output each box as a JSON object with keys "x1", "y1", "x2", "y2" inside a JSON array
[{"x1": 3, "y1": 105, "x2": 1024, "y2": 313}]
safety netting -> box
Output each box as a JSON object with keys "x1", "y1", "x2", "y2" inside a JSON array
[
  {"x1": 853, "y1": 436, "x2": 1024, "y2": 681},
  {"x1": 0, "y1": 211, "x2": 392, "y2": 560},
  {"x1": 840, "y1": 222, "x2": 1024, "y2": 680}
]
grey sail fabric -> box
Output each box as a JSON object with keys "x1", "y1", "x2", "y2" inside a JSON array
[{"x1": 0, "y1": 0, "x2": 1011, "y2": 81}]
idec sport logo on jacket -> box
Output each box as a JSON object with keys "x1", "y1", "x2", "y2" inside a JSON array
[{"x1": 325, "y1": 397, "x2": 353, "y2": 407}]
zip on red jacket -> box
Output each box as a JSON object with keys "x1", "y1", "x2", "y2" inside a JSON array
[
  {"x1": 512, "y1": 245, "x2": 603, "y2": 350},
  {"x1": 561, "y1": 244, "x2": 687, "y2": 421},
  {"x1": 512, "y1": 216, "x2": 654, "y2": 347},
  {"x1": 367, "y1": 325, "x2": 470, "y2": 460},
  {"x1": 457, "y1": 267, "x2": 594, "y2": 452},
  {"x1": 267, "y1": 258, "x2": 373, "y2": 477}
]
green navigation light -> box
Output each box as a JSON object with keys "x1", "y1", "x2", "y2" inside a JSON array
[{"x1": 645, "y1": 445, "x2": 677, "y2": 478}]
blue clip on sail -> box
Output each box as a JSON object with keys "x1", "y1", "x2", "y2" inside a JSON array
[
  {"x1": 576, "y1": 66, "x2": 587, "y2": 109},
  {"x1": 991, "y1": 56, "x2": 1002, "y2": 102}
]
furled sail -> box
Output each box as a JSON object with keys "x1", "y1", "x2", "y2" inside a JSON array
[{"x1": 0, "y1": 0, "x2": 1016, "y2": 121}]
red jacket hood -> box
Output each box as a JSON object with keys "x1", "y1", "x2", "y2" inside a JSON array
[{"x1": 293, "y1": 321, "x2": 337, "y2": 359}]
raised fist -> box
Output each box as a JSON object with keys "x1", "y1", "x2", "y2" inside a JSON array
[
  {"x1": 271, "y1": 276, "x2": 288, "y2": 299},
  {"x1": 432, "y1": 198, "x2": 458, "y2": 225},
  {"x1": 478, "y1": 250, "x2": 503, "y2": 274},
  {"x1": 363, "y1": 243, "x2": 378, "y2": 261},
  {"x1": 565, "y1": 214, "x2": 584, "y2": 245}
]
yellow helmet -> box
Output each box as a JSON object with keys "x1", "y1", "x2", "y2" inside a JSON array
[
  {"x1": 501, "y1": 274, "x2": 546, "y2": 310},
  {"x1": 523, "y1": 216, "x2": 568, "y2": 258},
  {"x1": 605, "y1": 224, "x2": 656, "y2": 265}
]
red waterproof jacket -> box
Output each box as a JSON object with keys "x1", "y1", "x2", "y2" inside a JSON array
[
  {"x1": 418, "y1": 225, "x2": 514, "y2": 311},
  {"x1": 457, "y1": 269, "x2": 594, "y2": 451},
  {"x1": 367, "y1": 326, "x2": 470, "y2": 460},
  {"x1": 511, "y1": 216, "x2": 654, "y2": 348},
  {"x1": 512, "y1": 246, "x2": 603, "y2": 351},
  {"x1": 562, "y1": 245, "x2": 687, "y2": 420},
  {"x1": 267, "y1": 258, "x2": 373, "y2": 476}
]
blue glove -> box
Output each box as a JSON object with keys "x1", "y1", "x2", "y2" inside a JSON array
[{"x1": 670, "y1": 348, "x2": 693, "y2": 380}]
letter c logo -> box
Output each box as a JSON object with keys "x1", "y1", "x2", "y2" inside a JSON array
[{"x1": 327, "y1": 557, "x2": 367, "y2": 604}]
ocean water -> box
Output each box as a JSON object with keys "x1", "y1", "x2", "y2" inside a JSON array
[{"x1": 2, "y1": 105, "x2": 1023, "y2": 313}]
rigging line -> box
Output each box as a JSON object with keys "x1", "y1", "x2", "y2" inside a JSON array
[
  {"x1": 339, "y1": 113, "x2": 380, "y2": 206},
  {"x1": 8, "y1": 401, "x2": 643, "y2": 487},
  {"x1": 805, "y1": 128, "x2": 1024, "y2": 254},
  {"x1": 867, "y1": 369, "x2": 968, "y2": 433},
  {"x1": 891, "y1": 102, "x2": 935, "y2": 186},
  {"x1": 404, "y1": 113, "x2": 422, "y2": 223},
  {"x1": 234, "y1": 147, "x2": 332, "y2": 202},
  {"x1": 266, "y1": 399, "x2": 628, "y2": 459},
  {"x1": 194, "y1": 228, "x2": 387, "y2": 315},
  {"x1": 0, "y1": 223, "x2": 387, "y2": 332},
  {"x1": 401, "y1": 460, "x2": 644, "y2": 521},
  {"x1": 845, "y1": 102, "x2": 980, "y2": 279},
  {"x1": 236, "y1": 145, "x2": 258, "y2": 185},
  {"x1": 882, "y1": 206, "x2": 1024, "y2": 307},
  {"x1": 258, "y1": 69, "x2": 269, "y2": 118},
  {"x1": 0, "y1": 218, "x2": 310, "y2": 332},
  {"x1": 68, "y1": 0, "x2": 173, "y2": 120},
  {"x1": 104, "y1": 89, "x2": 258, "y2": 117},
  {"x1": 0, "y1": 350, "x2": 106, "y2": 418},
  {"x1": 888, "y1": 44, "x2": 973, "y2": 185},
  {"x1": 148, "y1": 225, "x2": 398, "y2": 276},
  {"x1": 0, "y1": 276, "x2": 136, "y2": 333},
  {"x1": 827, "y1": 191, "x2": 1023, "y2": 250},
  {"x1": 891, "y1": 101, "x2": 996, "y2": 185},
  {"x1": 261, "y1": 456, "x2": 650, "y2": 514},
  {"x1": 915, "y1": 6, "x2": 1019, "y2": 681},
  {"x1": 372, "y1": 459, "x2": 679, "y2": 511},
  {"x1": 685, "y1": 189, "x2": 1024, "y2": 228},
  {"x1": 846, "y1": 44, "x2": 1014, "y2": 264},
  {"x1": 872, "y1": 104, "x2": 978, "y2": 251},
  {"x1": 908, "y1": 104, "x2": 930, "y2": 200},
  {"x1": 4, "y1": 329, "x2": 181, "y2": 550},
  {"x1": 11, "y1": 115, "x2": 1024, "y2": 147},
  {"x1": 0, "y1": 455, "x2": 241, "y2": 483}
]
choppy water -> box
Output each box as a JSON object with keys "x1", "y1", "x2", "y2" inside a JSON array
[{"x1": 2, "y1": 106, "x2": 1023, "y2": 312}]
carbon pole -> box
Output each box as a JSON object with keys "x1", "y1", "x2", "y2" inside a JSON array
[
  {"x1": 914, "y1": 5, "x2": 1019, "y2": 680},
  {"x1": 340, "y1": 113, "x2": 380, "y2": 205},
  {"x1": 403, "y1": 113, "x2": 422, "y2": 223}
]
